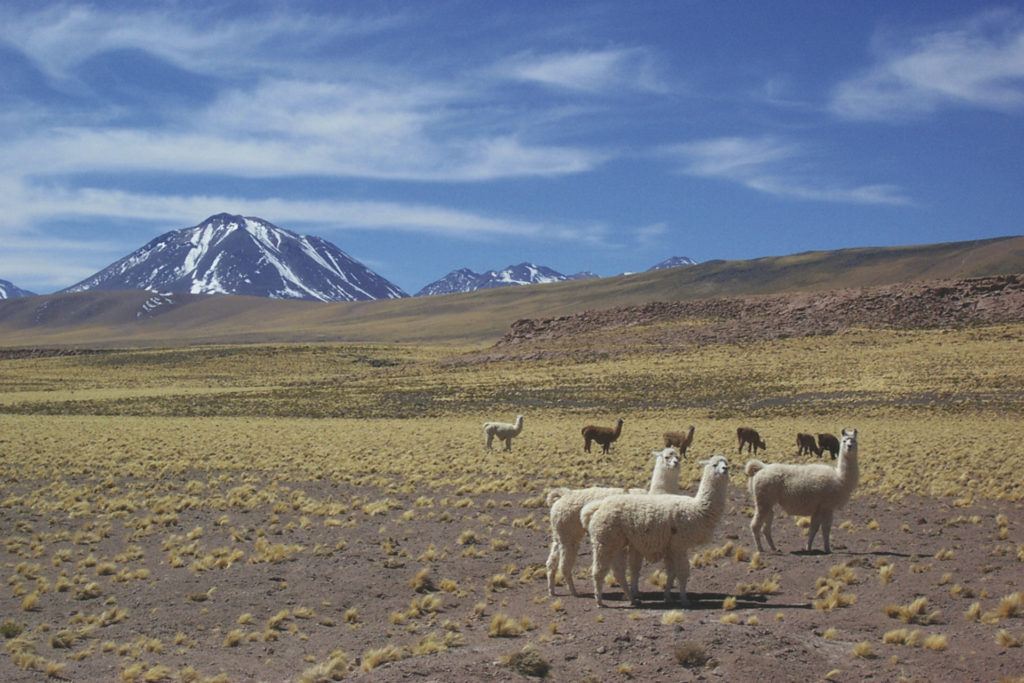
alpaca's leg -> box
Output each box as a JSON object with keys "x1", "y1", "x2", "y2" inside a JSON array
[
  {"x1": 609, "y1": 549, "x2": 630, "y2": 604},
  {"x1": 627, "y1": 547, "x2": 643, "y2": 602},
  {"x1": 676, "y1": 549, "x2": 691, "y2": 607},
  {"x1": 665, "y1": 547, "x2": 692, "y2": 606},
  {"x1": 755, "y1": 505, "x2": 777, "y2": 552},
  {"x1": 750, "y1": 504, "x2": 770, "y2": 552},
  {"x1": 662, "y1": 552, "x2": 675, "y2": 604},
  {"x1": 821, "y1": 509, "x2": 835, "y2": 553},
  {"x1": 807, "y1": 512, "x2": 822, "y2": 552},
  {"x1": 503, "y1": 437, "x2": 511, "y2": 451},
  {"x1": 583, "y1": 437, "x2": 591, "y2": 453},
  {"x1": 561, "y1": 536, "x2": 581, "y2": 597},
  {"x1": 545, "y1": 539, "x2": 560, "y2": 596},
  {"x1": 485, "y1": 429, "x2": 493, "y2": 449},
  {"x1": 591, "y1": 542, "x2": 612, "y2": 606}
]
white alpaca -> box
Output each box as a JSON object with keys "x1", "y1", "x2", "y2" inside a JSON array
[
  {"x1": 746, "y1": 428, "x2": 858, "y2": 553},
  {"x1": 583, "y1": 455, "x2": 731, "y2": 607},
  {"x1": 483, "y1": 415, "x2": 524, "y2": 451},
  {"x1": 545, "y1": 447, "x2": 682, "y2": 597}
]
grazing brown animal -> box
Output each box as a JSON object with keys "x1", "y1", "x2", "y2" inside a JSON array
[
  {"x1": 817, "y1": 433, "x2": 840, "y2": 459},
  {"x1": 796, "y1": 433, "x2": 822, "y2": 457},
  {"x1": 582, "y1": 418, "x2": 625, "y2": 454},
  {"x1": 737, "y1": 426, "x2": 766, "y2": 454},
  {"x1": 663, "y1": 425, "x2": 695, "y2": 455}
]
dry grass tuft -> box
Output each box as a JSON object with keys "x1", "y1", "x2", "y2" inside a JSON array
[
  {"x1": 884, "y1": 597, "x2": 939, "y2": 625},
  {"x1": 674, "y1": 641, "x2": 712, "y2": 668},
  {"x1": 500, "y1": 643, "x2": 550, "y2": 678}
]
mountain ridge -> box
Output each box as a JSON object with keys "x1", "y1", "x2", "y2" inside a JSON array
[{"x1": 1, "y1": 234, "x2": 1021, "y2": 348}]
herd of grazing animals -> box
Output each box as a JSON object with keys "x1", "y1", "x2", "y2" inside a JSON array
[{"x1": 482, "y1": 415, "x2": 861, "y2": 607}]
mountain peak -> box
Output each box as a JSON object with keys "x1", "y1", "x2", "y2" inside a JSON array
[
  {"x1": 63, "y1": 214, "x2": 408, "y2": 302},
  {"x1": 417, "y1": 263, "x2": 567, "y2": 296},
  {"x1": 0, "y1": 278, "x2": 36, "y2": 299},
  {"x1": 648, "y1": 256, "x2": 697, "y2": 271}
]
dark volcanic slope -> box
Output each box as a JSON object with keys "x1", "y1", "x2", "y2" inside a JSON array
[{"x1": 498, "y1": 274, "x2": 1024, "y2": 347}]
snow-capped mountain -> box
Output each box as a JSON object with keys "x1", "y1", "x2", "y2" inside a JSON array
[
  {"x1": 565, "y1": 271, "x2": 599, "y2": 281},
  {"x1": 648, "y1": 256, "x2": 698, "y2": 271},
  {"x1": 0, "y1": 279, "x2": 35, "y2": 299},
  {"x1": 63, "y1": 213, "x2": 408, "y2": 302},
  {"x1": 416, "y1": 263, "x2": 567, "y2": 296}
]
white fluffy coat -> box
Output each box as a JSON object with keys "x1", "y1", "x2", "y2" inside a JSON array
[
  {"x1": 483, "y1": 415, "x2": 524, "y2": 451},
  {"x1": 746, "y1": 428, "x2": 858, "y2": 553},
  {"x1": 583, "y1": 454, "x2": 731, "y2": 607},
  {"x1": 545, "y1": 447, "x2": 681, "y2": 597}
]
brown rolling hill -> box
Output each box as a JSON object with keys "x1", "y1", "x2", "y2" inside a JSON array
[{"x1": 1, "y1": 235, "x2": 1022, "y2": 348}]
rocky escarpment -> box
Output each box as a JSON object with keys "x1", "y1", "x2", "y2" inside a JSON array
[{"x1": 497, "y1": 274, "x2": 1024, "y2": 347}]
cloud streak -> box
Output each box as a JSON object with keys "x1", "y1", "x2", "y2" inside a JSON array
[
  {"x1": 666, "y1": 136, "x2": 911, "y2": 206},
  {"x1": 831, "y1": 9, "x2": 1024, "y2": 120},
  {"x1": 498, "y1": 47, "x2": 666, "y2": 93}
]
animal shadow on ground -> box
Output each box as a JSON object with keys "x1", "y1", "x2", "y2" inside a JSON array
[{"x1": 587, "y1": 590, "x2": 811, "y2": 612}]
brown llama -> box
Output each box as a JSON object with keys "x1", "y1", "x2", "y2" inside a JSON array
[
  {"x1": 663, "y1": 425, "x2": 696, "y2": 455},
  {"x1": 582, "y1": 418, "x2": 625, "y2": 454},
  {"x1": 737, "y1": 426, "x2": 766, "y2": 454},
  {"x1": 817, "y1": 433, "x2": 840, "y2": 460},
  {"x1": 796, "y1": 433, "x2": 822, "y2": 457}
]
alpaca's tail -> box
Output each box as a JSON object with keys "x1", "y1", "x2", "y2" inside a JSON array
[
  {"x1": 545, "y1": 487, "x2": 571, "y2": 507},
  {"x1": 744, "y1": 460, "x2": 767, "y2": 477},
  {"x1": 579, "y1": 499, "x2": 601, "y2": 532}
]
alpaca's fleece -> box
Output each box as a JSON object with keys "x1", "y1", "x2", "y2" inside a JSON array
[
  {"x1": 746, "y1": 428, "x2": 858, "y2": 553},
  {"x1": 585, "y1": 455, "x2": 731, "y2": 607},
  {"x1": 483, "y1": 415, "x2": 524, "y2": 451},
  {"x1": 545, "y1": 447, "x2": 681, "y2": 597},
  {"x1": 545, "y1": 486, "x2": 640, "y2": 597}
]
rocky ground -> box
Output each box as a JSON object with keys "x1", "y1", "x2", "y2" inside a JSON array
[{"x1": 498, "y1": 273, "x2": 1024, "y2": 348}]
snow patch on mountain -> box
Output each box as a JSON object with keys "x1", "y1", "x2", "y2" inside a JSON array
[
  {"x1": 63, "y1": 213, "x2": 408, "y2": 302},
  {"x1": 417, "y1": 263, "x2": 568, "y2": 296},
  {"x1": 0, "y1": 279, "x2": 36, "y2": 299}
]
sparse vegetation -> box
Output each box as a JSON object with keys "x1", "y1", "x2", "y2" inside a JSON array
[{"x1": 0, "y1": 310, "x2": 1022, "y2": 680}]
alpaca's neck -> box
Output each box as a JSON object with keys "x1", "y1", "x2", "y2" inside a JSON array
[
  {"x1": 613, "y1": 421, "x2": 622, "y2": 437},
  {"x1": 693, "y1": 470, "x2": 728, "y2": 518},
  {"x1": 649, "y1": 465, "x2": 680, "y2": 494},
  {"x1": 837, "y1": 447, "x2": 859, "y2": 486}
]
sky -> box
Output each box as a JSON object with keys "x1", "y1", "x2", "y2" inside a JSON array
[{"x1": 1, "y1": 1, "x2": 1022, "y2": 295}]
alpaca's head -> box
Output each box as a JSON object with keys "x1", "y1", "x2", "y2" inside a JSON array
[
  {"x1": 652, "y1": 447, "x2": 681, "y2": 471},
  {"x1": 699, "y1": 454, "x2": 730, "y2": 477},
  {"x1": 840, "y1": 428, "x2": 858, "y2": 458}
]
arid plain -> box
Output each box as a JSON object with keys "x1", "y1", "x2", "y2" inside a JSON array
[{"x1": 2, "y1": 275, "x2": 1024, "y2": 681}]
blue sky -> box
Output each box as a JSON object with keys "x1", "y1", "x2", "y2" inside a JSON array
[{"x1": 1, "y1": 1, "x2": 1022, "y2": 295}]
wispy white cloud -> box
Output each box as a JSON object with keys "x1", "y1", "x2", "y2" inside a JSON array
[
  {"x1": 2, "y1": 179, "x2": 605, "y2": 242},
  {"x1": 831, "y1": 9, "x2": 1024, "y2": 120},
  {"x1": 497, "y1": 47, "x2": 666, "y2": 93},
  {"x1": 0, "y1": 4, "x2": 394, "y2": 81},
  {"x1": 665, "y1": 136, "x2": 912, "y2": 206}
]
